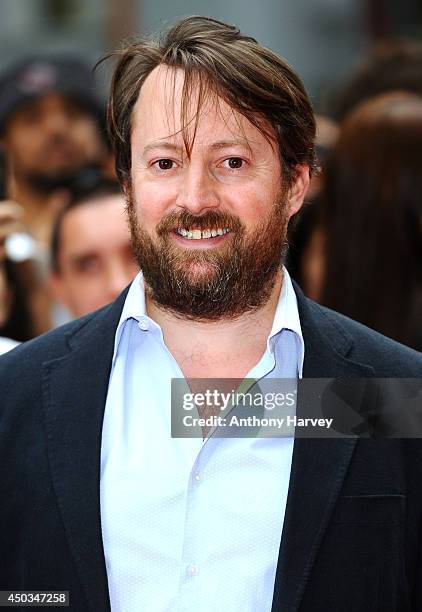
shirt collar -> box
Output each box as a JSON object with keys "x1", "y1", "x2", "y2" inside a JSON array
[
  {"x1": 268, "y1": 268, "x2": 304, "y2": 377},
  {"x1": 111, "y1": 272, "x2": 148, "y2": 364},
  {"x1": 269, "y1": 268, "x2": 303, "y2": 343},
  {"x1": 113, "y1": 268, "x2": 304, "y2": 366},
  {"x1": 119, "y1": 270, "x2": 148, "y2": 322}
]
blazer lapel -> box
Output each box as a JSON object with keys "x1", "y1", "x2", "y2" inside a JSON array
[
  {"x1": 271, "y1": 287, "x2": 374, "y2": 612},
  {"x1": 42, "y1": 293, "x2": 127, "y2": 612}
]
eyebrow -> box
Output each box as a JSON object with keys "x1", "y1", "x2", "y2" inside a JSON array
[
  {"x1": 142, "y1": 142, "x2": 182, "y2": 155},
  {"x1": 142, "y1": 139, "x2": 253, "y2": 156},
  {"x1": 70, "y1": 252, "x2": 99, "y2": 264},
  {"x1": 210, "y1": 139, "x2": 253, "y2": 150}
]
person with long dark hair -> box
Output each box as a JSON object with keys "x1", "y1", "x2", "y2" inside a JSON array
[{"x1": 319, "y1": 91, "x2": 422, "y2": 351}]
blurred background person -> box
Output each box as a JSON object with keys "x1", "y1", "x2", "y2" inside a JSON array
[
  {"x1": 0, "y1": 56, "x2": 109, "y2": 245},
  {"x1": 49, "y1": 177, "x2": 138, "y2": 319},
  {"x1": 291, "y1": 39, "x2": 422, "y2": 304},
  {"x1": 287, "y1": 114, "x2": 339, "y2": 300},
  {"x1": 315, "y1": 92, "x2": 422, "y2": 351},
  {"x1": 331, "y1": 40, "x2": 422, "y2": 121},
  {"x1": 0, "y1": 55, "x2": 111, "y2": 333}
]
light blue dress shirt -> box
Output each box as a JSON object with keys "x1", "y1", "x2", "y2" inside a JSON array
[{"x1": 100, "y1": 268, "x2": 304, "y2": 611}]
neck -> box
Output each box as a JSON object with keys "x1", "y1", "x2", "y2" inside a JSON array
[
  {"x1": 146, "y1": 269, "x2": 283, "y2": 378},
  {"x1": 9, "y1": 179, "x2": 50, "y2": 209}
]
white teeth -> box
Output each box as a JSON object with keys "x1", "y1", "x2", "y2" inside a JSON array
[{"x1": 176, "y1": 227, "x2": 230, "y2": 240}]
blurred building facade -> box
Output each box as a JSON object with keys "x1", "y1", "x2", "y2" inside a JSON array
[{"x1": 0, "y1": 0, "x2": 420, "y2": 112}]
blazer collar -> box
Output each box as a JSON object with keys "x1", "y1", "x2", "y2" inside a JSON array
[
  {"x1": 43, "y1": 283, "x2": 374, "y2": 612},
  {"x1": 292, "y1": 281, "x2": 374, "y2": 377}
]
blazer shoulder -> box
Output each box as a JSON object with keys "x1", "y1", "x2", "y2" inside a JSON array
[
  {"x1": 0, "y1": 287, "x2": 126, "y2": 401},
  {"x1": 0, "y1": 309, "x2": 101, "y2": 381},
  {"x1": 306, "y1": 298, "x2": 422, "y2": 377}
]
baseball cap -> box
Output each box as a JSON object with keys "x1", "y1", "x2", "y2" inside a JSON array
[{"x1": 0, "y1": 55, "x2": 104, "y2": 133}]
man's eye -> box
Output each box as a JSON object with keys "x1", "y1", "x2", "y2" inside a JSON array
[
  {"x1": 155, "y1": 159, "x2": 174, "y2": 170},
  {"x1": 224, "y1": 157, "x2": 244, "y2": 169},
  {"x1": 63, "y1": 99, "x2": 85, "y2": 119},
  {"x1": 19, "y1": 109, "x2": 42, "y2": 125},
  {"x1": 74, "y1": 257, "x2": 99, "y2": 273}
]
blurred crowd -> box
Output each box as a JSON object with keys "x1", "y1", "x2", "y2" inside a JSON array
[
  {"x1": 289, "y1": 40, "x2": 422, "y2": 352},
  {"x1": 0, "y1": 56, "x2": 138, "y2": 354},
  {"x1": 0, "y1": 40, "x2": 422, "y2": 355}
]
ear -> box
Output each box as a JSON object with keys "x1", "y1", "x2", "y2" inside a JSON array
[
  {"x1": 48, "y1": 272, "x2": 69, "y2": 309},
  {"x1": 286, "y1": 164, "x2": 310, "y2": 220}
]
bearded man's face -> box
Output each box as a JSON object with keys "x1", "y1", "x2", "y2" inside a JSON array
[
  {"x1": 127, "y1": 196, "x2": 289, "y2": 321},
  {"x1": 4, "y1": 93, "x2": 106, "y2": 192},
  {"x1": 127, "y1": 65, "x2": 308, "y2": 320}
]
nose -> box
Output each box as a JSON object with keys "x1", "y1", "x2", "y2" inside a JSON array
[
  {"x1": 43, "y1": 110, "x2": 70, "y2": 135},
  {"x1": 175, "y1": 162, "x2": 219, "y2": 214}
]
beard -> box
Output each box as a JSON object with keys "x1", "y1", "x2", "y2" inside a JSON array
[
  {"x1": 127, "y1": 192, "x2": 290, "y2": 321},
  {"x1": 26, "y1": 164, "x2": 103, "y2": 194}
]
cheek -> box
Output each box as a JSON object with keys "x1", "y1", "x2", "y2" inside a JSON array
[
  {"x1": 127, "y1": 259, "x2": 140, "y2": 276},
  {"x1": 133, "y1": 182, "x2": 176, "y2": 229},
  {"x1": 72, "y1": 121, "x2": 100, "y2": 150},
  {"x1": 228, "y1": 185, "x2": 276, "y2": 224},
  {"x1": 8, "y1": 132, "x2": 38, "y2": 162},
  {"x1": 69, "y1": 277, "x2": 103, "y2": 310}
]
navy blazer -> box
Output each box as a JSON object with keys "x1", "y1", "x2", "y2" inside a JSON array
[{"x1": 1, "y1": 284, "x2": 422, "y2": 612}]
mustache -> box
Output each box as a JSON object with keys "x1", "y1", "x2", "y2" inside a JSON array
[
  {"x1": 39, "y1": 135, "x2": 76, "y2": 153},
  {"x1": 156, "y1": 209, "x2": 243, "y2": 236}
]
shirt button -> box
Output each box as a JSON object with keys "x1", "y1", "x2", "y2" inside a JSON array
[
  {"x1": 193, "y1": 473, "x2": 201, "y2": 482},
  {"x1": 138, "y1": 320, "x2": 149, "y2": 331},
  {"x1": 187, "y1": 564, "x2": 199, "y2": 577}
]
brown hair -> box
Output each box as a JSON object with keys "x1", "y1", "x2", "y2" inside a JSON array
[
  {"x1": 102, "y1": 15, "x2": 316, "y2": 186},
  {"x1": 332, "y1": 40, "x2": 422, "y2": 121},
  {"x1": 320, "y1": 91, "x2": 422, "y2": 350}
]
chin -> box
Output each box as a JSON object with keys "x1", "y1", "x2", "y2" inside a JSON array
[{"x1": 182, "y1": 261, "x2": 219, "y2": 285}]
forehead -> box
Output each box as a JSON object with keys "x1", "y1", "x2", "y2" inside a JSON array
[
  {"x1": 60, "y1": 196, "x2": 128, "y2": 250},
  {"x1": 7, "y1": 92, "x2": 89, "y2": 124},
  {"x1": 131, "y1": 65, "x2": 273, "y2": 149}
]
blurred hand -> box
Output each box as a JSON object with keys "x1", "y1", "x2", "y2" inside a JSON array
[
  {"x1": 0, "y1": 201, "x2": 26, "y2": 328},
  {"x1": 0, "y1": 201, "x2": 25, "y2": 262}
]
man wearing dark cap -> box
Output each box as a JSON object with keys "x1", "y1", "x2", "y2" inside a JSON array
[
  {"x1": 0, "y1": 56, "x2": 109, "y2": 333},
  {"x1": 0, "y1": 56, "x2": 107, "y2": 244}
]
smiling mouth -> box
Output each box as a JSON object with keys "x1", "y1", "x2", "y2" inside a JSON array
[{"x1": 176, "y1": 227, "x2": 231, "y2": 240}]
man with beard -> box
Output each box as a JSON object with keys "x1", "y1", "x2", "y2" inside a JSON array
[
  {"x1": 0, "y1": 56, "x2": 108, "y2": 247},
  {"x1": 0, "y1": 56, "x2": 109, "y2": 333},
  {"x1": 1, "y1": 16, "x2": 422, "y2": 612}
]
